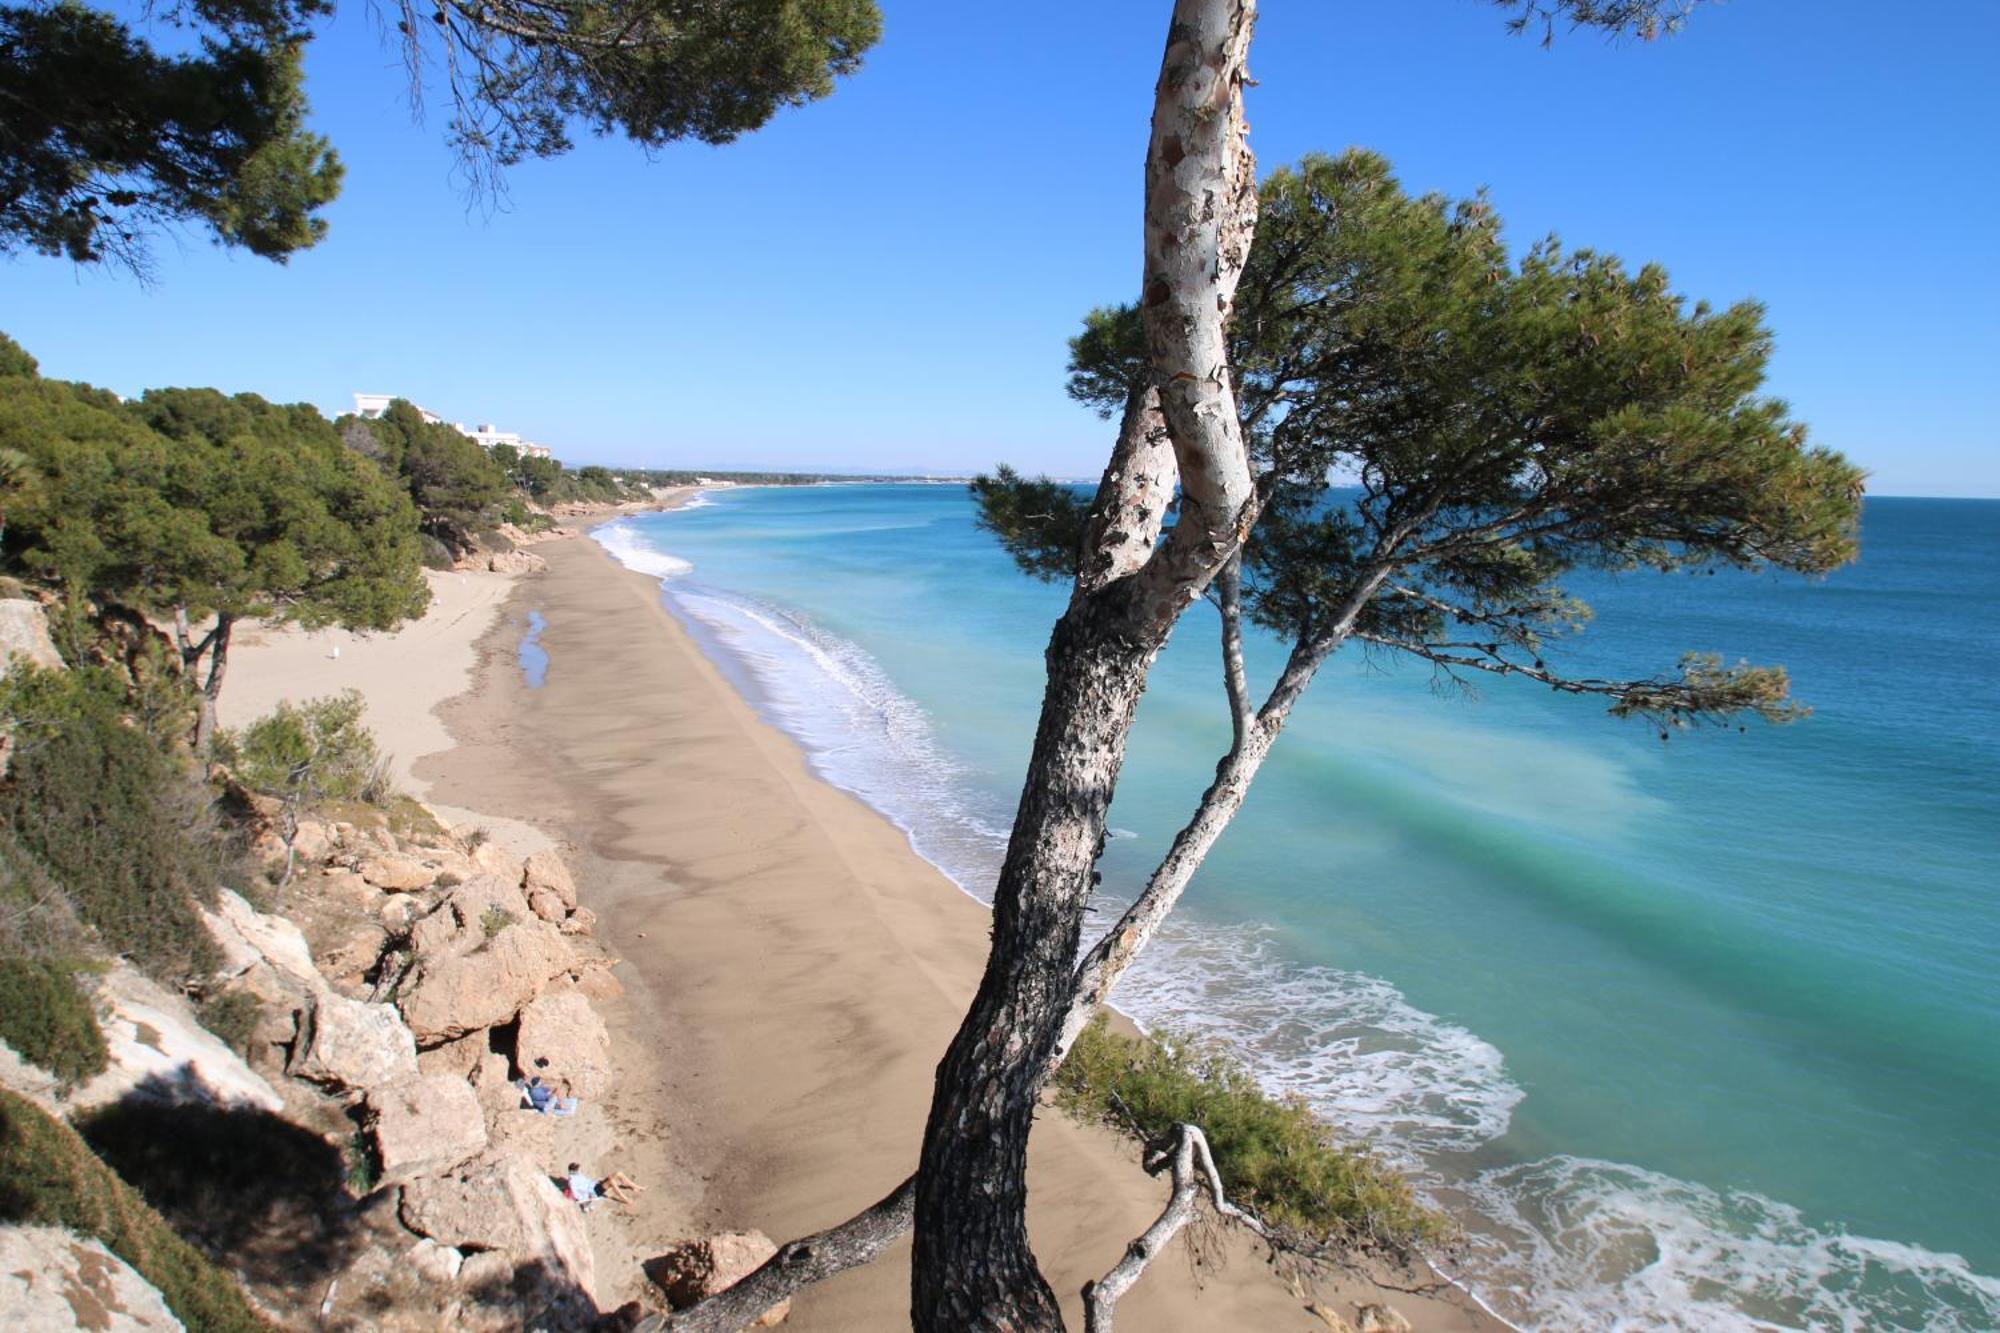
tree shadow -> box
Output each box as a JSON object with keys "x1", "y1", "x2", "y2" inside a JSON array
[{"x1": 77, "y1": 1068, "x2": 367, "y2": 1301}]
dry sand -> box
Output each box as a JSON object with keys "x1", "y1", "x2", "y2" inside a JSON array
[{"x1": 410, "y1": 533, "x2": 1500, "y2": 1332}]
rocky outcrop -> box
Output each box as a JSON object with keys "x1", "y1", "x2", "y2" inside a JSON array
[
  {"x1": 647, "y1": 1230, "x2": 789, "y2": 1326},
  {"x1": 398, "y1": 917, "x2": 576, "y2": 1043},
  {"x1": 515, "y1": 989, "x2": 611, "y2": 1101},
  {"x1": 359, "y1": 854, "x2": 436, "y2": 892},
  {"x1": 0, "y1": 1227, "x2": 183, "y2": 1332},
  {"x1": 203, "y1": 889, "x2": 322, "y2": 992},
  {"x1": 1355, "y1": 1304, "x2": 1414, "y2": 1333},
  {"x1": 288, "y1": 990, "x2": 420, "y2": 1093},
  {"x1": 0, "y1": 598, "x2": 63, "y2": 672},
  {"x1": 521, "y1": 849, "x2": 579, "y2": 918},
  {"x1": 367, "y1": 1072, "x2": 487, "y2": 1182},
  {"x1": 70, "y1": 964, "x2": 283, "y2": 1114},
  {"x1": 398, "y1": 1154, "x2": 597, "y2": 1304},
  {"x1": 484, "y1": 550, "x2": 548, "y2": 575}
]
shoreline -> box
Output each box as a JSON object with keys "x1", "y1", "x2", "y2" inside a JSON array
[{"x1": 425, "y1": 530, "x2": 1497, "y2": 1329}]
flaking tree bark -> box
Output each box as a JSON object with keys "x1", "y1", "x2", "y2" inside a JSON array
[{"x1": 908, "y1": 3, "x2": 1263, "y2": 1328}]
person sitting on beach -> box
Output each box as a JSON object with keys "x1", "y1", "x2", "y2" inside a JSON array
[
  {"x1": 565, "y1": 1163, "x2": 643, "y2": 1210},
  {"x1": 521, "y1": 1075, "x2": 580, "y2": 1116}
]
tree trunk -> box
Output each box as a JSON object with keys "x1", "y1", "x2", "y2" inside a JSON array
[{"x1": 192, "y1": 611, "x2": 234, "y2": 753}]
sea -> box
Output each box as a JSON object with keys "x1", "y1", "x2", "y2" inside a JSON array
[{"x1": 590, "y1": 485, "x2": 2000, "y2": 1331}]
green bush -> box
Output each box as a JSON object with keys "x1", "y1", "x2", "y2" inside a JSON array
[
  {"x1": 223, "y1": 691, "x2": 380, "y2": 806},
  {"x1": 1054, "y1": 1015, "x2": 1446, "y2": 1260},
  {"x1": 0, "y1": 957, "x2": 107, "y2": 1088},
  {"x1": 196, "y1": 990, "x2": 264, "y2": 1056},
  {"x1": 0, "y1": 666, "x2": 221, "y2": 981},
  {"x1": 0, "y1": 1088, "x2": 276, "y2": 1331}
]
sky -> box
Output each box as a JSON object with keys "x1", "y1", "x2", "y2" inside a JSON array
[{"x1": 5, "y1": 1, "x2": 1997, "y2": 495}]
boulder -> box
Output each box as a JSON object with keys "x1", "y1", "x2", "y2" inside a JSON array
[
  {"x1": 1356, "y1": 1304, "x2": 1413, "y2": 1333},
  {"x1": 526, "y1": 887, "x2": 568, "y2": 923},
  {"x1": 399, "y1": 1154, "x2": 596, "y2": 1303},
  {"x1": 1308, "y1": 1303, "x2": 1359, "y2": 1333},
  {"x1": 573, "y1": 964, "x2": 623, "y2": 1002},
  {"x1": 0, "y1": 1226, "x2": 183, "y2": 1332},
  {"x1": 409, "y1": 875, "x2": 536, "y2": 961},
  {"x1": 366, "y1": 1072, "x2": 487, "y2": 1182},
  {"x1": 406, "y1": 1237, "x2": 465, "y2": 1284},
  {"x1": 398, "y1": 919, "x2": 576, "y2": 1043},
  {"x1": 417, "y1": 1030, "x2": 489, "y2": 1081},
  {"x1": 203, "y1": 888, "x2": 323, "y2": 993},
  {"x1": 486, "y1": 549, "x2": 548, "y2": 575},
  {"x1": 521, "y1": 850, "x2": 579, "y2": 913},
  {"x1": 647, "y1": 1230, "x2": 788, "y2": 1326},
  {"x1": 69, "y1": 964, "x2": 283, "y2": 1114},
  {"x1": 290, "y1": 818, "x2": 337, "y2": 868},
  {"x1": 360, "y1": 855, "x2": 435, "y2": 892},
  {"x1": 314, "y1": 918, "x2": 393, "y2": 990},
  {"x1": 0, "y1": 598, "x2": 63, "y2": 673},
  {"x1": 515, "y1": 989, "x2": 611, "y2": 1100},
  {"x1": 288, "y1": 991, "x2": 419, "y2": 1092},
  {"x1": 468, "y1": 838, "x2": 525, "y2": 885},
  {"x1": 559, "y1": 906, "x2": 599, "y2": 937}
]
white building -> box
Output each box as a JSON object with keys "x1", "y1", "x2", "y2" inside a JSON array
[{"x1": 349, "y1": 394, "x2": 553, "y2": 459}]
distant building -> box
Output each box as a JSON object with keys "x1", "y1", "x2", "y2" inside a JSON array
[{"x1": 348, "y1": 393, "x2": 553, "y2": 460}]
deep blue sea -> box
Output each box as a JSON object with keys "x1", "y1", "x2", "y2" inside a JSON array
[{"x1": 594, "y1": 487, "x2": 2000, "y2": 1331}]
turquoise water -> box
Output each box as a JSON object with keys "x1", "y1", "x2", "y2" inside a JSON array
[{"x1": 597, "y1": 487, "x2": 2000, "y2": 1330}]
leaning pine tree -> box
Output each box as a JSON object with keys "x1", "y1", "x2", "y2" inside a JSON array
[{"x1": 645, "y1": 2, "x2": 1863, "y2": 1330}]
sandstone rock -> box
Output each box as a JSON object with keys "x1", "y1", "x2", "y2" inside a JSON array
[
  {"x1": 1356, "y1": 1304, "x2": 1413, "y2": 1333},
  {"x1": 290, "y1": 818, "x2": 337, "y2": 868},
  {"x1": 381, "y1": 896, "x2": 420, "y2": 932},
  {"x1": 521, "y1": 850, "x2": 579, "y2": 912},
  {"x1": 1308, "y1": 1303, "x2": 1359, "y2": 1333},
  {"x1": 526, "y1": 886, "x2": 568, "y2": 923},
  {"x1": 417, "y1": 1030, "x2": 489, "y2": 1081},
  {"x1": 470, "y1": 1051, "x2": 522, "y2": 1118},
  {"x1": 70, "y1": 964, "x2": 283, "y2": 1114},
  {"x1": 289, "y1": 991, "x2": 419, "y2": 1092},
  {"x1": 515, "y1": 989, "x2": 611, "y2": 1100},
  {"x1": 468, "y1": 837, "x2": 525, "y2": 884},
  {"x1": 400, "y1": 1154, "x2": 596, "y2": 1303},
  {"x1": 648, "y1": 1230, "x2": 788, "y2": 1326},
  {"x1": 409, "y1": 875, "x2": 536, "y2": 960},
  {"x1": 559, "y1": 906, "x2": 599, "y2": 937},
  {"x1": 360, "y1": 855, "x2": 435, "y2": 892},
  {"x1": 406, "y1": 1237, "x2": 464, "y2": 1284},
  {"x1": 0, "y1": 1226, "x2": 183, "y2": 1332},
  {"x1": 573, "y1": 965, "x2": 623, "y2": 1002},
  {"x1": 367, "y1": 1072, "x2": 487, "y2": 1181},
  {"x1": 398, "y1": 918, "x2": 576, "y2": 1043},
  {"x1": 0, "y1": 598, "x2": 64, "y2": 673},
  {"x1": 208, "y1": 889, "x2": 322, "y2": 992},
  {"x1": 486, "y1": 549, "x2": 548, "y2": 575}
]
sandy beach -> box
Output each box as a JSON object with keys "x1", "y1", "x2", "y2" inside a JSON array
[{"x1": 226, "y1": 526, "x2": 1499, "y2": 1330}]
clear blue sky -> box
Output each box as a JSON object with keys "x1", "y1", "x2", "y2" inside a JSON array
[{"x1": 6, "y1": 1, "x2": 1996, "y2": 494}]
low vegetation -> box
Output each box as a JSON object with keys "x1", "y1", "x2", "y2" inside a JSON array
[
  {"x1": 0, "y1": 957, "x2": 107, "y2": 1088},
  {"x1": 1054, "y1": 1015, "x2": 1447, "y2": 1260},
  {"x1": 0, "y1": 1088, "x2": 276, "y2": 1331}
]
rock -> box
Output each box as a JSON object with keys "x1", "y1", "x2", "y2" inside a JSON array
[
  {"x1": 360, "y1": 855, "x2": 435, "y2": 892},
  {"x1": 366, "y1": 1072, "x2": 487, "y2": 1182},
  {"x1": 316, "y1": 920, "x2": 392, "y2": 992},
  {"x1": 417, "y1": 1030, "x2": 489, "y2": 1081},
  {"x1": 409, "y1": 875, "x2": 536, "y2": 960},
  {"x1": 398, "y1": 918, "x2": 577, "y2": 1043},
  {"x1": 1356, "y1": 1304, "x2": 1413, "y2": 1333},
  {"x1": 521, "y1": 850, "x2": 579, "y2": 913},
  {"x1": 0, "y1": 1226, "x2": 184, "y2": 1332},
  {"x1": 406, "y1": 1237, "x2": 464, "y2": 1284},
  {"x1": 486, "y1": 549, "x2": 548, "y2": 575},
  {"x1": 381, "y1": 896, "x2": 419, "y2": 932},
  {"x1": 1308, "y1": 1303, "x2": 1359, "y2": 1333},
  {"x1": 0, "y1": 1035, "x2": 63, "y2": 1113},
  {"x1": 288, "y1": 991, "x2": 419, "y2": 1092},
  {"x1": 0, "y1": 599, "x2": 63, "y2": 673},
  {"x1": 573, "y1": 965, "x2": 623, "y2": 1002},
  {"x1": 648, "y1": 1230, "x2": 789, "y2": 1326},
  {"x1": 559, "y1": 906, "x2": 599, "y2": 937},
  {"x1": 290, "y1": 818, "x2": 337, "y2": 868},
  {"x1": 399, "y1": 1155, "x2": 596, "y2": 1303},
  {"x1": 470, "y1": 1050, "x2": 522, "y2": 1117},
  {"x1": 203, "y1": 888, "x2": 323, "y2": 993},
  {"x1": 525, "y1": 886, "x2": 568, "y2": 923},
  {"x1": 515, "y1": 989, "x2": 611, "y2": 1100},
  {"x1": 469, "y1": 838, "x2": 525, "y2": 885},
  {"x1": 69, "y1": 964, "x2": 283, "y2": 1114}
]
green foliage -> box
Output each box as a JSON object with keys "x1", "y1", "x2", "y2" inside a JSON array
[
  {"x1": 1056, "y1": 1016, "x2": 1444, "y2": 1259},
  {"x1": 0, "y1": 0, "x2": 341, "y2": 268},
  {"x1": 478, "y1": 905, "x2": 514, "y2": 941},
  {"x1": 0, "y1": 1087, "x2": 277, "y2": 1331},
  {"x1": 197, "y1": 990, "x2": 264, "y2": 1056},
  {"x1": 968, "y1": 465, "x2": 1090, "y2": 581},
  {"x1": 991, "y1": 148, "x2": 1865, "y2": 730},
  {"x1": 222, "y1": 691, "x2": 380, "y2": 806},
  {"x1": 0, "y1": 957, "x2": 108, "y2": 1089},
  {"x1": 340, "y1": 401, "x2": 508, "y2": 551},
  {"x1": 0, "y1": 665, "x2": 222, "y2": 981}
]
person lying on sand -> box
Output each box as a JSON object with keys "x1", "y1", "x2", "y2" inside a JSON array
[
  {"x1": 521, "y1": 1075, "x2": 579, "y2": 1115},
  {"x1": 565, "y1": 1163, "x2": 643, "y2": 1210}
]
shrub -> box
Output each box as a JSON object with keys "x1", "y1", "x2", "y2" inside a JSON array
[
  {"x1": 0, "y1": 1088, "x2": 276, "y2": 1331},
  {"x1": 225, "y1": 692, "x2": 379, "y2": 807},
  {"x1": 0, "y1": 666, "x2": 221, "y2": 981},
  {"x1": 1054, "y1": 1015, "x2": 1446, "y2": 1260},
  {"x1": 418, "y1": 533, "x2": 455, "y2": 570},
  {"x1": 0, "y1": 957, "x2": 107, "y2": 1088},
  {"x1": 197, "y1": 991, "x2": 264, "y2": 1056}
]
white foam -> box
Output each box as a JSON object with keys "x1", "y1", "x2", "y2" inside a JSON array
[
  {"x1": 1446, "y1": 1156, "x2": 2000, "y2": 1332},
  {"x1": 594, "y1": 521, "x2": 694, "y2": 580}
]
